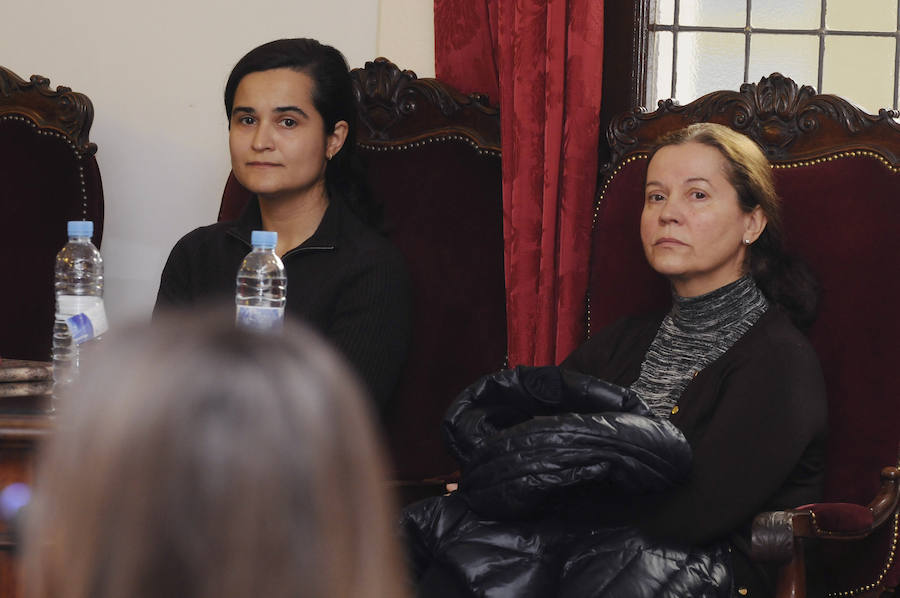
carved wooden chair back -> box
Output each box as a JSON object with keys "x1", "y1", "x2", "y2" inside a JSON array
[
  {"x1": 587, "y1": 73, "x2": 900, "y2": 597},
  {"x1": 218, "y1": 59, "x2": 507, "y2": 496},
  {"x1": 0, "y1": 66, "x2": 104, "y2": 362}
]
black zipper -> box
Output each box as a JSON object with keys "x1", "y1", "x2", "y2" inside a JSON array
[{"x1": 226, "y1": 229, "x2": 335, "y2": 259}]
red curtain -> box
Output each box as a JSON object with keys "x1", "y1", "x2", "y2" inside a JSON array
[{"x1": 435, "y1": 0, "x2": 604, "y2": 366}]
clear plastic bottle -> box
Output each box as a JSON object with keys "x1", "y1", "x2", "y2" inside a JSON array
[
  {"x1": 235, "y1": 230, "x2": 287, "y2": 331},
  {"x1": 52, "y1": 221, "x2": 108, "y2": 388}
]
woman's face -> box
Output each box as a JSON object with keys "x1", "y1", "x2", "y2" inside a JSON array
[
  {"x1": 229, "y1": 68, "x2": 347, "y2": 203},
  {"x1": 640, "y1": 141, "x2": 766, "y2": 297}
]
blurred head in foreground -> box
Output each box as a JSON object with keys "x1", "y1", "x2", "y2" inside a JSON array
[{"x1": 22, "y1": 309, "x2": 408, "y2": 598}]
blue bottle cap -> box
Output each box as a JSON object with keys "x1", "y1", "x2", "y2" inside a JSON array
[
  {"x1": 67, "y1": 221, "x2": 93, "y2": 238},
  {"x1": 251, "y1": 230, "x2": 277, "y2": 249}
]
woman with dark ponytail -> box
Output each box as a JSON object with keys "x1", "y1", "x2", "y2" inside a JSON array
[
  {"x1": 562, "y1": 123, "x2": 827, "y2": 596},
  {"x1": 155, "y1": 39, "x2": 411, "y2": 412},
  {"x1": 222, "y1": 38, "x2": 378, "y2": 228}
]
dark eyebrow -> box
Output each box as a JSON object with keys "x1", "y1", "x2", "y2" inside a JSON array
[
  {"x1": 230, "y1": 106, "x2": 309, "y2": 119},
  {"x1": 274, "y1": 106, "x2": 309, "y2": 119}
]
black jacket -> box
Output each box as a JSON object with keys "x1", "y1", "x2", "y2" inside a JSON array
[
  {"x1": 402, "y1": 366, "x2": 733, "y2": 597},
  {"x1": 154, "y1": 196, "x2": 412, "y2": 410}
]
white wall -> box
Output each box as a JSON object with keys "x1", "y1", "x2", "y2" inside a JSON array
[
  {"x1": 2, "y1": 0, "x2": 433, "y2": 327},
  {"x1": 378, "y1": 0, "x2": 435, "y2": 78}
]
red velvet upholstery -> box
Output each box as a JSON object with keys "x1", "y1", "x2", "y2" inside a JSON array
[
  {"x1": 219, "y1": 59, "x2": 507, "y2": 490},
  {"x1": 588, "y1": 158, "x2": 670, "y2": 336},
  {"x1": 217, "y1": 172, "x2": 248, "y2": 222},
  {"x1": 361, "y1": 141, "x2": 506, "y2": 481},
  {"x1": 798, "y1": 503, "x2": 874, "y2": 532},
  {"x1": 0, "y1": 67, "x2": 104, "y2": 362},
  {"x1": 591, "y1": 74, "x2": 900, "y2": 597}
]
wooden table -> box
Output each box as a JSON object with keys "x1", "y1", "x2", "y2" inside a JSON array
[{"x1": 0, "y1": 360, "x2": 54, "y2": 598}]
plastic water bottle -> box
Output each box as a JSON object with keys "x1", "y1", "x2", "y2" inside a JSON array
[
  {"x1": 235, "y1": 230, "x2": 287, "y2": 331},
  {"x1": 52, "y1": 221, "x2": 108, "y2": 388}
]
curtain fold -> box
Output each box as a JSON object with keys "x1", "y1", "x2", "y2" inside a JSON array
[{"x1": 435, "y1": 0, "x2": 604, "y2": 366}]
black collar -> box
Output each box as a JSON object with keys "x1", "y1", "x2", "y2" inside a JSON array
[{"x1": 227, "y1": 196, "x2": 340, "y2": 254}]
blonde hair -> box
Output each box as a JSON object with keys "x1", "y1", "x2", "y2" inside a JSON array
[{"x1": 22, "y1": 307, "x2": 409, "y2": 598}]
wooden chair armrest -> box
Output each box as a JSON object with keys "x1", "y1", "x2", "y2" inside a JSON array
[
  {"x1": 753, "y1": 465, "x2": 900, "y2": 561},
  {"x1": 751, "y1": 465, "x2": 900, "y2": 598}
]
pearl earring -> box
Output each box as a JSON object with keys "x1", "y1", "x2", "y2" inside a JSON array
[{"x1": 743, "y1": 239, "x2": 751, "y2": 245}]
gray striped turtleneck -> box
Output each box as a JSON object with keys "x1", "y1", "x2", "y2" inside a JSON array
[{"x1": 631, "y1": 275, "x2": 769, "y2": 418}]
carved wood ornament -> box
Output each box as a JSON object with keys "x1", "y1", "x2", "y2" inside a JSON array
[
  {"x1": 350, "y1": 57, "x2": 500, "y2": 153},
  {"x1": 601, "y1": 72, "x2": 900, "y2": 180},
  {"x1": 0, "y1": 65, "x2": 96, "y2": 156}
]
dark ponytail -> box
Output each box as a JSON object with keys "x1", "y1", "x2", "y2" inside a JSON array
[{"x1": 748, "y1": 226, "x2": 820, "y2": 331}]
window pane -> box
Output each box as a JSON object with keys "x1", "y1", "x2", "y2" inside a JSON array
[
  {"x1": 654, "y1": 0, "x2": 675, "y2": 25},
  {"x1": 675, "y1": 32, "x2": 746, "y2": 102},
  {"x1": 679, "y1": 0, "x2": 746, "y2": 27},
  {"x1": 822, "y1": 36, "x2": 895, "y2": 113},
  {"x1": 648, "y1": 31, "x2": 675, "y2": 106},
  {"x1": 826, "y1": 0, "x2": 898, "y2": 32},
  {"x1": 752, "y1": 0, "x2": 820, "y2": 29},
  {"x1": 749, "y1": 34, "x2": 819, "y2": 87}
]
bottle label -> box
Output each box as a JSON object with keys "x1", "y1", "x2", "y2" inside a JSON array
[
  {"x1": 236, "y1": 305, "x2": 284, "y2": 332},
  {"x1": 67, "y1": 313, "x2": 94, "y2": 344},
  {"x1": 57, "y1": 296, "x2": 109, "y2": 344}
]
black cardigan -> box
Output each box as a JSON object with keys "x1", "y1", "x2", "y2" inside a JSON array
[
  {"x1": 154, "y1": 197, "x2": 412, "y2": 411},
  {"x1": 561, "y1": 307, "x2": 828, "y2": 594}
]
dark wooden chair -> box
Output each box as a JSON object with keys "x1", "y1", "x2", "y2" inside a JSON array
[
  {"x1": 218, "y1": 58, "x2": 507, "y2": 502},
  {"x1": 588, "y1": 73, "x2": 899, "y2": 597},
  {"x1": 0, "y1": 66, "x2": 104, "y2": 362},
  {"x1": 0, "y1": 64, "x2": 101, "y2": 598}
]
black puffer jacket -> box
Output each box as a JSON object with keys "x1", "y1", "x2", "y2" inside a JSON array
[{"x1": 402, "y1": 367, "x2": 733, "y2": 597}]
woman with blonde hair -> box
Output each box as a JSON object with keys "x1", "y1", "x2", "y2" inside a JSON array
[
  {"x1": 404, "y1": 123, "x2": 826, "y2": 597},
  {"x1": 563, "y1": 122, "x2": 825, "y2": 594},
  {"x1": 21, "y1": 309, "x2": 408, "y2": 598}
]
